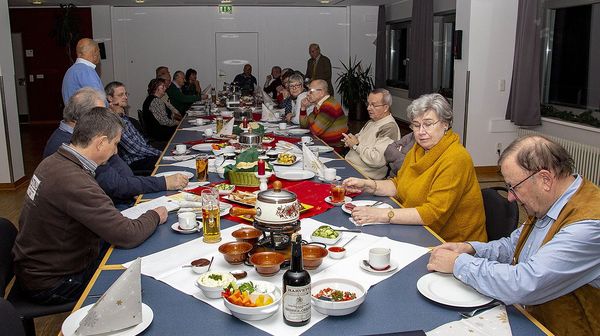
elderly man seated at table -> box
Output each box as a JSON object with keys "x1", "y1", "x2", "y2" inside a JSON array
[
  {"x1": 143, "y1": 78, "x2": 180, "y2": 142},
  {"x1": 284, "y1": 73, "x2": 313, "y2": 125},
  {"x1": 167, "y1": 70, "x2": 201, "y2": 115},
  {"x1": 343, "y1": 93, "x2": 486, "y2": 242},
  {"x1": 300, "y1": 79, "x2": 348, "y2": 151},
  {"x1": 233, "y1": 64, "x2": 258, "y2": 96},
  {"x1": 13, "y1": 108, "x2": 168, "y2": 305},
  {"x1": 105, "y1": 81, "x2": 161, "y2": 173},
  {"x1": 343, "y1": 88, "x2": 401, "y2": 179},
  {"x1": 44, "y1": 87, "x2": 189, "y2": 209},
  {"x1": 427, "y1": 135, "x2": 600, "y2": 336}
]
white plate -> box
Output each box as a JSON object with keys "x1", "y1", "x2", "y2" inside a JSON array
[
  {"x1": 324, "y1": 196, "x2": 352, "y2": 206},
  {"x1": 275, "y1": 170, "x2": 315, "y2": 181},
  {"x1": 318, "y1": 175, "x2": 342, "y2": 182},
  {"x1": 308, "y1": 145, "x2": 334, "y2": 153},
  {"x1": 288, "y1": 128, "x2": 310, "y2": 135},
  {"x1": 61, "y1": 303, "x2": 153, "y2": 336},
  {"x1": 417, "y1": 273, "x2": 494, "y2": 308},
  {"x1": 359, "y1": 259, "x2": 399, "y2": 274},
  {"x1": 171, "y1": 149, "x2": 192, "y2": 155},
  {"x1": 191, "y1": 143, "x2": 213, "y2": 152},
  {"x1": 171, "y1": 222, "x2": 198, "y2": 234},
  {"x1": 341, "y1": 200, "x2": 393, "y2": 215},
  {"x1": 154, "y1": 171, "x2": 194, "y2": 179}
]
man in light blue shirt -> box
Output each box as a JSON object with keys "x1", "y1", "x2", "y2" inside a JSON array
[
  {"x1": 61, "y1": 38, "x2": 104, "y2": 103},
  {"x1": 427, "y1": 135, "x2": 600, "y2": 335}
]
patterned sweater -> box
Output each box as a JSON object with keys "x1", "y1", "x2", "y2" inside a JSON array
[{"x1": 300, "y1": 96, "x2": 348, "y2": 148}]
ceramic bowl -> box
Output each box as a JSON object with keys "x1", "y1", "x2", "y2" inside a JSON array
[
  {"x1": 249, "y1": 252, "x2": 286, "y2": 276},
  {"x1": 302, "y1": 245, "x2": 328, "y2": 270},
  {"x1": 190, "y1": 258, "x2": 211, "y2": 274},
  {"x1": 195, "y1": 271, "x2": 237, "y2": 299},
  {"x1": 222, "y1": 281, "x2": 282, "y2": 321},
  {"x1": 311, "y1": 278, "x2": 367, "y2": 316},
  {"x1": 232, "y1": 227, "x2": 263, "y2": 245},
  {"x1": 218, "y1": 241, "x2": 253, "y2": 265},
  {"x1": 327, "y1": 246, "x2": 346, "y2": 259}
]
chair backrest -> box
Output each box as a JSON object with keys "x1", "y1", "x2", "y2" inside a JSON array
[
  {"x1": 137, "y1": 109, "x2": 146, "y2": 132},
  {"x1": 0, "y1": 218, "x2": 17, "y2": 294},
  {"x1": 0, "y1": 298, "x2": 25, "y2": 336},
  {"x1": 481, "y1": 187, "x2": 519, "y2": 241}
]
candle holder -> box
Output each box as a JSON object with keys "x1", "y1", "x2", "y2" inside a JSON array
[{"x1": 254, "y1": 171, "x2": 273, "y2": 191}]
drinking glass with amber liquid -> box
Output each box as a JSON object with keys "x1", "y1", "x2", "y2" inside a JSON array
[
  {"x1": 196, "y1": 155, "x2": 209, "y2": 181},
  {"x1": 216, "y1": 117, "x2": 224, "y2": 133},
  {"x1": 201, "y1": 189, "x2": 221, "y2": 243},
  {"x1": 330, "y1": 181, "x2": 346, "y2": 204}
]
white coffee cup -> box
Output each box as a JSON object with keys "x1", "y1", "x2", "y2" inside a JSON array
[
  {"x1": 178, "y1": 212, "x2": 197, "y2": 230},
  {"x1": 204, "y1": 128, "x2": 214, "y2": 137},
  {"x1": 323, "y1": 168, "x2": 336, "y2": 182},
  {"x1": 368, "y1": 247, "x2": 391, "y2": 270},
  {"x1": 175, "y1": 144, "x2": 187, "y2": 154},
  {"x1": 301, "y1": 136, "x2": 312, "y2": 144},
  {"x1": 279, "y1": 122, "x2": 287, "y2": 130}
]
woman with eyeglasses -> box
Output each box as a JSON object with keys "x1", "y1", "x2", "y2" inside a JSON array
[
  {"x1": 142, "y1": 78, "x2": 178, "y2": 142},
  {"x1": 282, "y1": 73, "x2": 313, "y2": 124},
  {"x1": 343, "y1": 93, "x2": 487, "y2": 242}
]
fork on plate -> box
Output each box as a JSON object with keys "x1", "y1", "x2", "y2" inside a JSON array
[
  {"x1": 367, "y1": 201, "x2": 384, "y2": 208},
  {"x1": 458, "y1": 302, "x2": 501, "y2": 318}
]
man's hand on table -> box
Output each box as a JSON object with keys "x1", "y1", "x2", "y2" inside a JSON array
[
  {"x1": 153, "y1": 206, "x2": 168, "y2": 224},
  {"x1": 427, "y1": 243, "x2": 475, "y2": 273},
  {"x1": 165, "y1": 173, "x2": 190, "y2": 190}
]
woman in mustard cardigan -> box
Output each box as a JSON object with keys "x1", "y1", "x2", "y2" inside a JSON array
[{"x1": 343, "y1": 93, "x2": 487, "y2": 242}]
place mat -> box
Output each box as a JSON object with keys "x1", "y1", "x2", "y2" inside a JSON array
[{"x1": 122, "y1": 220, "x2": 429, "y2": 336}]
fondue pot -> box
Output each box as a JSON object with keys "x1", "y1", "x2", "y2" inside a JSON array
[
  {"x1": 238, "y1": 131, "x2": 262, "y2": 147},
  {"x1": 230, "y1": 181, "x2": 301, "y2": 225}
]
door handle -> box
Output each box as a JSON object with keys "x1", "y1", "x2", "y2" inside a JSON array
[{"x1": 18, "y1": 78, "x2": 27, "y2": 86}]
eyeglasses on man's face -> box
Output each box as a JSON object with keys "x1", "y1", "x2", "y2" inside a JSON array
[
  {"x1": 505, "y1": 171, "x2": 539, "y2": 197},
  {"x1": 410, "y1": 119, "x2": 440, "y2": 132},
  {"x1": 367, "y1": 102, "x2": 386, "y2": 108}
]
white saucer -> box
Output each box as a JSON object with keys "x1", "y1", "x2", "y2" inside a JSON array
[
  {"x1": 308, "y1": 145, "x2": 334, "y2": 153},
  {"x1": 171, "y1": 149, "x2": 192, "y2": 155},
  {"x1": 275, "y1": 170, "x2": 315, "y2": 181},
  {"x1": 171, "y1": 222, "x2": 199, "y2": 234},
  {"x1": 359, "y1": 259, "x2": 399, "y2": 273},
  {"x1": 324, "y1": 196, "x2": 352, "y2": 206},
  {"x1": 288, "y1": 128, "x2": 310, "y2": 135},
  {"x1": 62, "y1": 303, "x2": 153, "y2": 336},
  {"x1": 154, "y1": 171, "x2": 195, "y2": 179},
  {"x1": 318, "y1": 176, "x2": 342, "y2": 182}
]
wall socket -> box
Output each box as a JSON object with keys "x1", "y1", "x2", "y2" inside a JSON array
[{"x1": 496, "y1": 142, "x2": 502, "y2": 155}]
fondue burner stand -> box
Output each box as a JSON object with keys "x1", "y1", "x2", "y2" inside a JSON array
[{"x1": 253, "y1": 220, "x2": 301, "y2": 265}]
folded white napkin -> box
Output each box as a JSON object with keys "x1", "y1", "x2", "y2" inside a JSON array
[
  {"x1": 427, "y1": 305, "x2": 512, "y2": 336},
  {"x1": 76, "y1": 258, "x2": 143, "y2": 335},
  {"x1": 303, "y1": 144, "x2": 325, "y2": 177},
  {"x1": 217, "y1": 118, "x2": 235, "y2": 136},
  {"x1": 275, "y1": 140, "x2": 302, "y2": 154},
  {"x1": 262, "y1": 90, "x2": 274, "y2": 105},
  {"x1": 162, "y1": 155, "x2": 197, "y2": 162},
  {"x1": 261, "y1": 103, "x2": 276, "y2": 121}
]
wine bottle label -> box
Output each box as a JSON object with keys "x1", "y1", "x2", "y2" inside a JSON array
[{"x1": 283, "y1": 284, "x2": 311, "y2": 322}]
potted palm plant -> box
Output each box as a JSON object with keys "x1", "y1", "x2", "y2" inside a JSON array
[{"x1": 336, "y1": 57, "x2": 374, "y2": 121}]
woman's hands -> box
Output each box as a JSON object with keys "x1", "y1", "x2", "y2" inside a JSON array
[
  {"x1": 351, "y1": 206, "x2": 386, "y2": 225},
  {"x1": 342, "y1": 177, "x2": 370, "y2": 194}
]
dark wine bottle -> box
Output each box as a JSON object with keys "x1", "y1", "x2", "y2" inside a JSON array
[{"x1": 282, "y1": 233, "x2": 311, "y2": 326}]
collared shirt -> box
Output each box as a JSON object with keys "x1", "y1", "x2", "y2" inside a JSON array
[
  {"x1": 172, "y1": 81, "x2": 181, "y2": 89},
  {"x1": 118, "y1": 115, "x2": 161, "y2": 164},
  {"x1": 59, "y1": 120, "x2": 74, "y2": 134},
  {"x1": 454, "y1": 175, "x2": 600, "y2": 305},
  {"x1": 75, "y1": 57, "x2": 96, "y2": 69},
  {"x1": 316, "y1": 94, "x2": 330, "y2": 109},
  {"x1": 61, "y1": 144, "x2": 98, "y2": 176}
]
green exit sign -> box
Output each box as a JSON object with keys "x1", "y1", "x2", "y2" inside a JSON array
[{"x1": 219, "y1": 5, "x2": 233, "y2": 14}]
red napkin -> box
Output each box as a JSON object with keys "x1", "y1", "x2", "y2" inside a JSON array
[{"x1": 264, "y1": 133, "x2": 302, "y2": 144}]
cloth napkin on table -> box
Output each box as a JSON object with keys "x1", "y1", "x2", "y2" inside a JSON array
[
  {"x1": 275, "y1": 140, "x2": 302, "y2": 154},
  {"x1": 261, "y1": 103, "x2": 276, "y2": 121},
  {"x1": 303, "y1": 143, "x2": 325, "y2": 177},
  {"x1": 426, "y1": 305, "x2": 512, "y2": 336},
  {"x1": 162, "y1": 154, "x2": 197, "y2": 162},
  {"x1": 75, "y1": 258, "x2": 143, "y2": 335},
  {"x1": 217, "y1": 118, "x2": 234, "y2": 136}
]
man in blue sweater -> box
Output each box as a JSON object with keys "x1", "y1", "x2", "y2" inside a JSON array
[
  {"x1": 44, "y1": 88, "x2": 189, "y2": 209},
  {"x1": 62, "y1": 38, "x2": 104, "y2": 104}
]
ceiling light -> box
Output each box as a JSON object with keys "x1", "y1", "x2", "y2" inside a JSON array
[
  {"x1": 320, "y1": 0, "x2": 330, "y2": 3},
  {"x1": 135, "y1": 0, "x2": 144, "y2": 3},
  {"x1": 221, "y1": 0, "x2": 232, "y2": 3},
  {"x1": 32, "y1": 0, "x2": 43, "y2": 4}
]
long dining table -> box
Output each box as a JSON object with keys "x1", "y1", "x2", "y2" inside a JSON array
[{"x1": 68, "y1": 111, "x2": 551, "y2": 336}]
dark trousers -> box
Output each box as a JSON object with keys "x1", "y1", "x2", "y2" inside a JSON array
[{"x1": 129, "y1": 155, "x2": 160, "y2": 176}]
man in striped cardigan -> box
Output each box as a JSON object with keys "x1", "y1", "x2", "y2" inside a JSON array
[{"x1": 300, "y1": 79, "x2": 348, "y2": 151}]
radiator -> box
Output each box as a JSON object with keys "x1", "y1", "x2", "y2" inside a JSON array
[{"x1": 516, "y1": 129, "x2": 600, "y2": 185}]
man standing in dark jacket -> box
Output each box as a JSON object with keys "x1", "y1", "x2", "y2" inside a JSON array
[{"x1": 13, "y1": 108, "x2": 168, "y2": 305}]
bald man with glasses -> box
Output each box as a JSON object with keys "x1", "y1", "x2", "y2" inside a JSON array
[
  {"x1": 428, "y1": 135, "x2": 600, "y2": 336},
  {"x1": 343, "y1": 88, "x2": 400, "y2": 179}
]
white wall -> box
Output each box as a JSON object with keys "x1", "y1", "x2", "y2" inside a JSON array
[
  {"x1": 107, "y1": 6, "x2": 377, "y2": 114},
  {"x1": 91, "y1": 5, "x2": 114, "y2": 86},
  {"x1": 0, "y1": 0, "x2": 25, "y2": 184},
  {"x1": 349, "y1": 5, "x2": 378, "y2": 89}
]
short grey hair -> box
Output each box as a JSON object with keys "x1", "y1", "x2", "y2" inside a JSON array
[
  {"x1": 104, "y1": 81, "x2": 124, "y2": 97},
  {"x1": 63, "y1": 87, "x2": 106, "y2": 122},
  {"x1": 310, "y1": 79, "x2": 328, "y2": 94},
  {"x1": 371, "y1": 88, "x2": 392, "y2": 107},
  {"x1": 499, "y1": 135, "x2": 574, "y2": 178},
  {"x1": 288, "y1": 73, "x2": 305, "y2": 86},
  {"x1": 173, "y1": 70, "x2": 184, "y2": 81},
  {"x1": 406, "y1": 93, "x2": 452, "y2": 127},
  {"x1": 71, "y1": 107, "x2": 123, "y2": 147}
]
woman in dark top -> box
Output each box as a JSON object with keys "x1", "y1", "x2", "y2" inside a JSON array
[
  {"x1": 142, "y1": 78, "x2": 178, "y2": 142},
  {"x1": 182, "y1": 68, "x2": 201, "y2": 96}
]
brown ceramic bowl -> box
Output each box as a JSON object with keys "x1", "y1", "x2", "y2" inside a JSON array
[
  {"x1": 232, "y1": 227, "x2": 263, "y2": 245},
  {"x1": 302, "y1": 245, "x2": 328, "y2": 270},
  {"x1": 218, "y1": 241, "x2": 253, "y2": 265},
  {"x1": 249, "y1": 252, "x2": 286, "y2": 277}
]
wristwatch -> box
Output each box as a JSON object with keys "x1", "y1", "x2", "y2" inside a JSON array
[
  {"x1": 387, "y1": 210, "x2": 395, "y2": 223},
  {"x1": 352, "y1": 144, "x2": 359, "y2": 151}
]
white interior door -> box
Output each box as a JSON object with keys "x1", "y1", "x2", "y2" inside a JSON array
[
  {"x1": 215, "y1": 32, "x2": 259, "y2": 91},
  {"x1": 11, "y1": 33, "x2": 29, "y2": 116}
]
